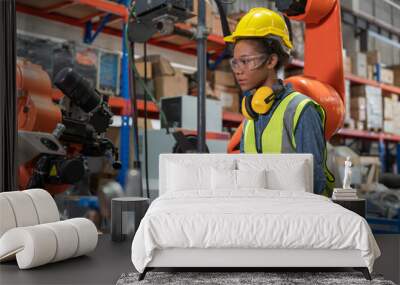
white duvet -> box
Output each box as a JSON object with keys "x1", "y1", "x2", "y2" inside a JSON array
[{"x1": 131, "y1": 190, "x2": 380, "y2": 273}]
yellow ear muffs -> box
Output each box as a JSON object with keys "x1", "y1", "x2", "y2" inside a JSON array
[
  {"x1": 251, "y1": 86, "x2": 275, "y2": 114},
  {"x1": 241, "y1": 94, "x2": 258, "y2": 120}
]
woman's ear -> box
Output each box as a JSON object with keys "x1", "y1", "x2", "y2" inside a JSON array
[{"x1": 266, "y1": 54, "x2": 279, "y2": 70}]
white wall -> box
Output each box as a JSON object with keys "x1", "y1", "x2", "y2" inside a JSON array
[{"x1": 16, "y1": 12, "x2": 197, "y2": 71}]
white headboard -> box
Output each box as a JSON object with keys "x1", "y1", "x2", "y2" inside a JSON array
[{"x1": 159, "y1": 154, "x2": 313, "y2": 195}]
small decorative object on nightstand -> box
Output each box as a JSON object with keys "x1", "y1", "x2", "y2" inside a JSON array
[
  {"x1": 331, "y1": 198, "x2": 366, "y2": 218},
  {"x1": 331, "y1": 157, "x2": 366, "y2": 217},
  {"x1": 332, "y1": 157, "x2": 359, "y2": 200},
  {"x1": 111, "y1": 197, "x2": 149, "y2": 242}
]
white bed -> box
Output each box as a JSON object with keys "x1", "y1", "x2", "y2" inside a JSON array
[{"x1": 131, "y1": 154, "x2": 380, "y2": 280}]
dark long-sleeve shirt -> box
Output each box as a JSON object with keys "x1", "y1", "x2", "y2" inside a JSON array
[{"x1": 240, "y1": 85, "x2": 327, "y2": 194}]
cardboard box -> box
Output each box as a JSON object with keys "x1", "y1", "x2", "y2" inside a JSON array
[
  {"x1": 345, "y1": 80, "x2": 351, "y2": 120},
  {"x1": 384, "y1": 120, "x2": 394, "y2": 133},
  {"x1": 134, "y1": 61, "x2": 152, "y2": 79},
  {"x1": 393, "y1": 65, "x2": 400, "y2": 87},
  {"x1": 350, "y1": 96, "x2": 366, "y2": 110},
  {"x1": 367, "y1": 50, "x2": 381, "y2": 65},
  {"x1": 214, "y1": 70, "x2": 236, "y2": 87},
  {"x1": 186, "y1": 0, "x2": 214, "y2": 31},
  {"x1": 350, "y1": 52, "x2": 368, "y2": 78},
  {"x1": 344, "y1": 117, "x2": 355, "y2": 129},
  {"x1": 393, "y1": 101, "x2": 400, "y2": 135},
  {"x1": 367, "y1": 65, "x2": 374, "y2": 81},
  {"x1": 213, "y1": 84, "x2": 240, "y2": 113},
  {"x1": 383, "y1": 96, "x2": 394, "y2": 120},
  {"x1": 351, "y1": 85, "x2": 381, "y2": 98},
  {"x1": 351, "y1": 85, "x2": 382, "y2": 129},
  {"x1": 343, "y1": 56, "x2": 352, "y2": 74},
  {"x1": 366, "y1": 87, "x2": 383, "y2": 130},
  {"x1": 355, "y1": 120, "x2": 365, "y2": 131},
  {"x1": 380, "y1": 67, "x2": 394, "y2": 85},
  {"x1": 211, "y1": 15, "x2": 237, "y2": 37},
  {"x1": 154, "y1": 71, "x2": 188, "y2": 99},
  {"x1": 145, "y1": 55, "x2": 175, "y2": 77},
  {"x1": 190, "y1": 80, "x2": 214, "y2": 98},
  {"x1": 351, "y1": 108, "x2": 366, "y2": 122}
]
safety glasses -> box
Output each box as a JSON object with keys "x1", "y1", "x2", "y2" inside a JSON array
[{"x1": 229, "y1": 54, "x2": 269, "y2": 71}]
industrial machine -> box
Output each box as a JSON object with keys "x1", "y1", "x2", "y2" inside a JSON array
[
  {"x1": 17, "y1": 59, "x2": 121, "y2": 194},
  {"x1": 160, "y1": 96, "x2": 223, "y2": 132},
  {"x1": 128, "y1": 0, "x2": 194, "y2": 43}
]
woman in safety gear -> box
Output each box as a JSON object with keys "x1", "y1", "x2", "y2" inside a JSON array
[{"x1": 225, "y1": 8, "x2": 334, "y2": 195}]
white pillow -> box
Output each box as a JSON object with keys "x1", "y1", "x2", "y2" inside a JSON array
[
  {"x1": 238, "y1": 159, "x2": 308, "y2": 192},
  {"x1": 266, "y1": 166, "x2": 307, "y2": 191},
  {"x1": 167, "y1": 162, "x2": 208, "y2": 191},
  {"x1": 211, "y1": 169, "x2": 267, "y2": 190},
  {"x1": 211, "y1": 168, "x2": 236, "y2": 190},
  {"x1": 236, "y1": 169, "x2": 267, "y2": 189},
  {"x1": 167, "y1": 160, "x2": 235, "y2": 191}
]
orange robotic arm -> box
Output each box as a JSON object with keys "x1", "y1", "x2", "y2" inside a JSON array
[
  {"x1": 284, "y1": 0, "x2": 345, "y2": 139},
  {"x1": 17, "y1": 59, "x2": 62, "y2": 133}
]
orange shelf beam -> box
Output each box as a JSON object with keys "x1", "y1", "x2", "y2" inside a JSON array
[
  {"x1": 337, "y1": 128, "x2": 400, "y2": 142},
  {"x1": 381, "y1": 83, "x2": 400, "y2": 95},
  {"x1": 43, "y1": 1, "x2": 77, "y2": 13},
  {"x1": 337, "y1": 128, "x2": 382, "y2": 140},
  {"x1": 289, "y1": 60, "x2": 400, "y2": 95},
  {"x1": 177, "y1": 129, "x2": 231, "y2": 140},
  {"x1": 73, "y1": 0, "x2": 129, "y2": 21},
  {"x1": 78, "y1": 11, "x2": 106, "y2": 23},
  {"x1": 344, "y1": 73, "x2": 380, "y2": 87}
]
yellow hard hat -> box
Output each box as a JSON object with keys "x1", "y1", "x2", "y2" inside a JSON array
[{"x1": 224, "y1": 7, "x2": 293, "y2": 51}]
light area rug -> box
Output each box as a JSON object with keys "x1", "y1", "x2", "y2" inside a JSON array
[{"x1": 116, "y1": 271, "x2": 396, "y2": 285}]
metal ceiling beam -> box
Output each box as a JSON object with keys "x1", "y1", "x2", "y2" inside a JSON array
[
  {"x1": 42, "y1": 1, "x2": 76, "y2": 13},
  {"x1": 78, "y1": 11, "x2": 106, "y2": 23},
  {"x1": 16, "y1": 3, "x2": 122, "y2": 37}
]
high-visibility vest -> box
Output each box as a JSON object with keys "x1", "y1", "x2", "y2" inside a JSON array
[{"x1": 243, "y1": 91, "x2": 335, "y2": 196}]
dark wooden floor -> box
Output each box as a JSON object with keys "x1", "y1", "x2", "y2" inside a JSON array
[
  {"x1": 0, "y1": 234, "x2": 133, "y2": 285},
  {"x1": 1, "y1": 234, "x2": 398, "y2": 284}
]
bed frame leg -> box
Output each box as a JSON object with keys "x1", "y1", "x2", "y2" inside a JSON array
[
  {"x1": 354, "y1": 267, "x2": 371, "y2": 280},
  {"x1": 138, "y1": 268, "x2": 148, "y2": 281}
]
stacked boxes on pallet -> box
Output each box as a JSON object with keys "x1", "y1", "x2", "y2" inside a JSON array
[
  {"x1": 383, "y1": 94, "x2": 397, "y2": 134},
  {"x1": 367, "y1": 51, "x2": 394, "y2": 85},
  {"x1": 393, "y1": 95, "x2": 400, "y2": 135},
  {"x1": 140, "y1": 55, "x2": 189, "y2": 100},
  {"x1": 351, "y1": 85, "x2": 382, "y2": 131}
]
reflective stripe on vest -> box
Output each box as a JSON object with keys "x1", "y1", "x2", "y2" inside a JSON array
[
  {"x1": 244, "y1": 92, "x2": 325, "y2": 153},
  {"x1": 243, "y1": 91, "x2": 335, "y2": 196}
]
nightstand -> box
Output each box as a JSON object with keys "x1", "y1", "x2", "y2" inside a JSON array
[{"x1": 331, "y1": 198, "x2": 366, "y2": 218}]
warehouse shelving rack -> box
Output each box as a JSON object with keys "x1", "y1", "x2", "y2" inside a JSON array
[
  {"x1": 15, "y1": 0, "x2": 237, "y2": 186},
  {"x1": 16, "y1": 0, "x2": 400, "y2": 177}
]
